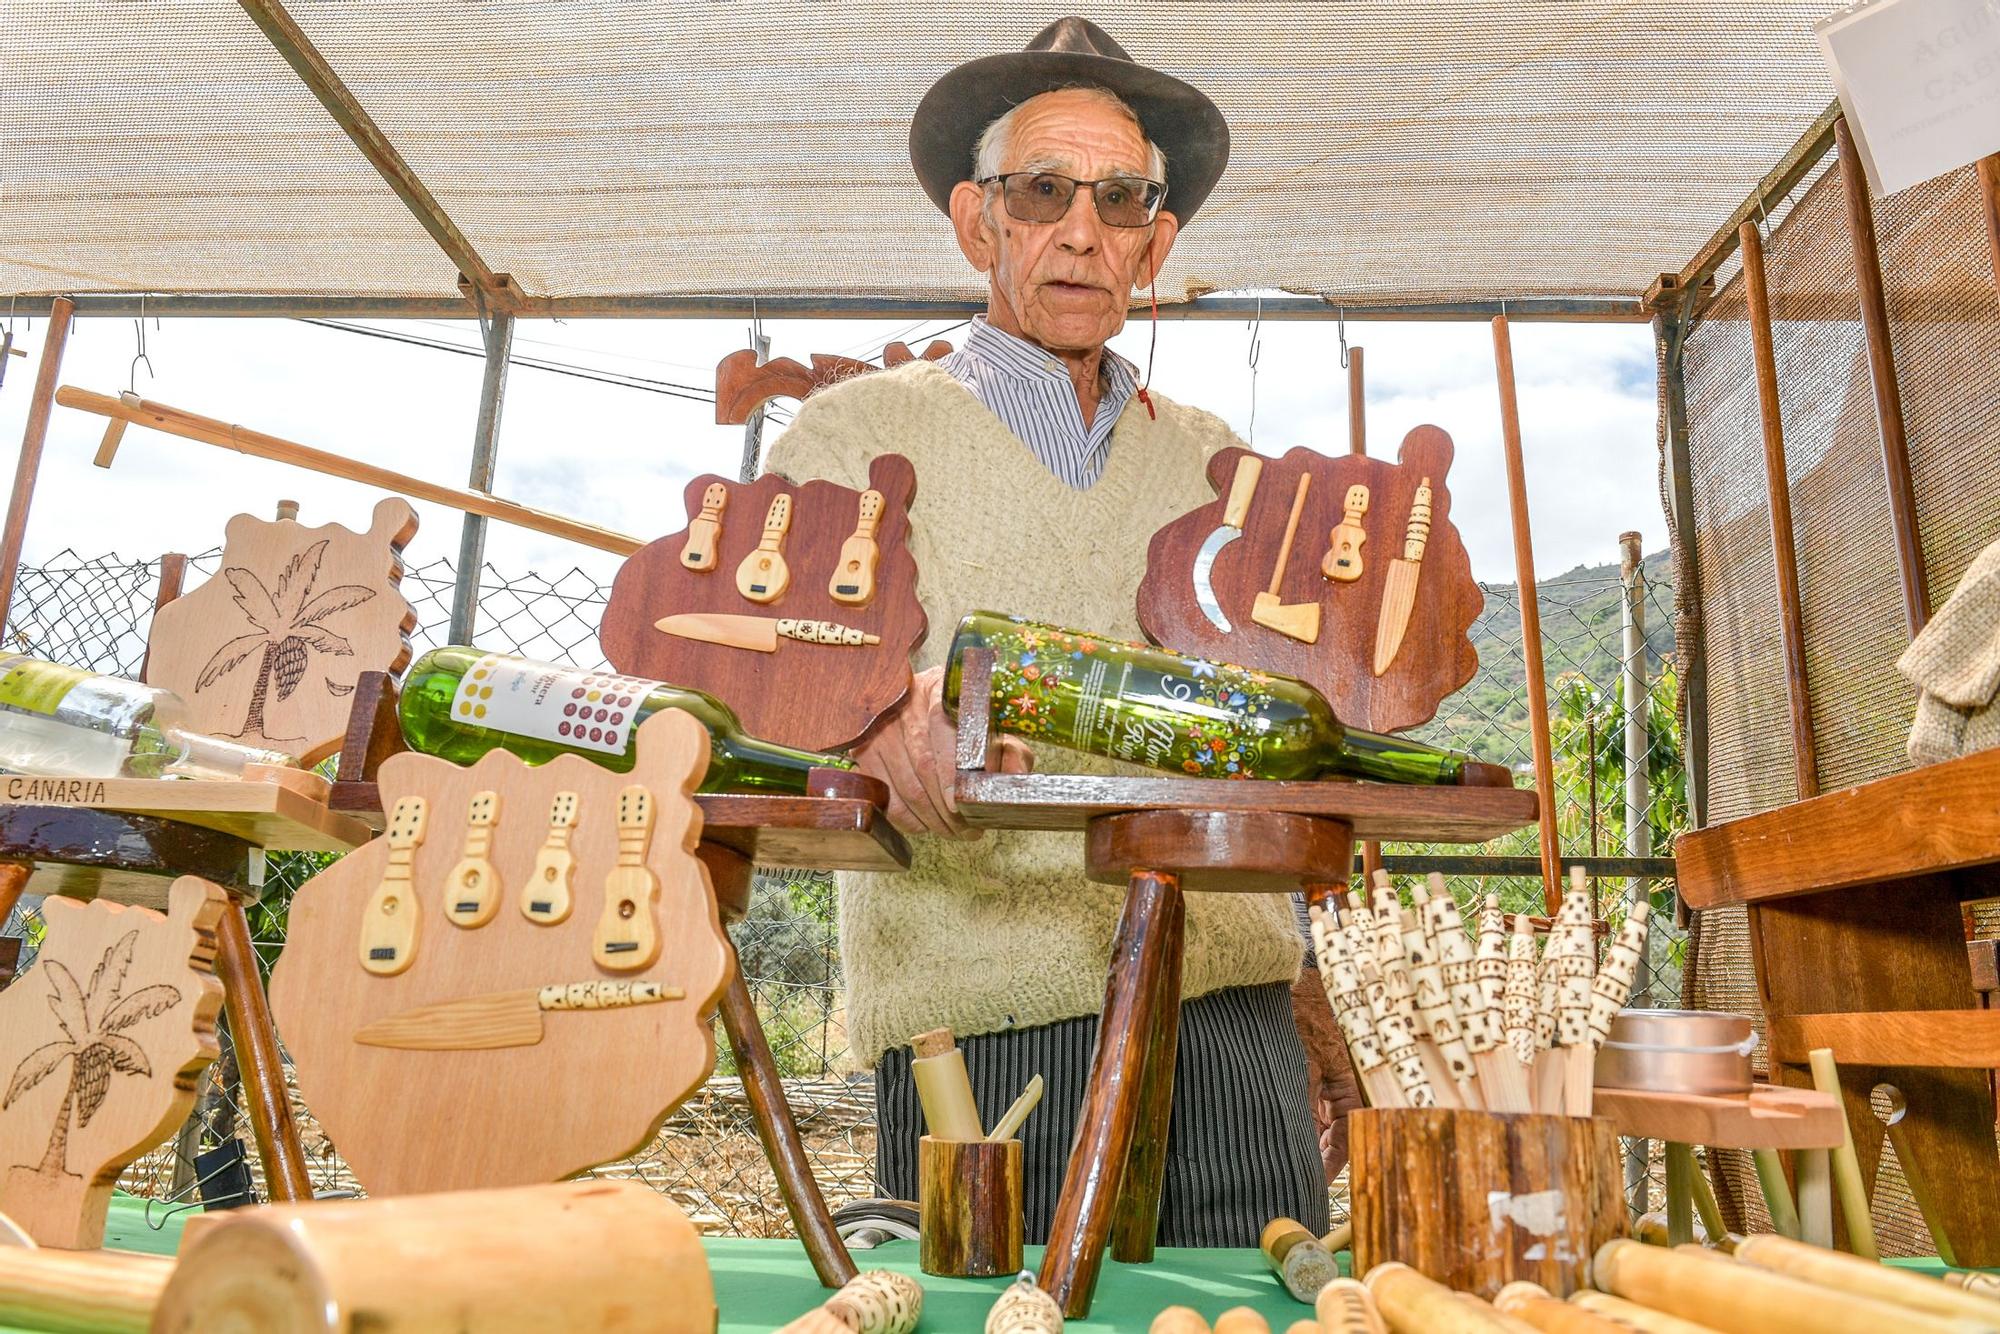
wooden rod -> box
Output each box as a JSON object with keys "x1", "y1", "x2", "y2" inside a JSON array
[
  {"x1": 54, "y1": 386, "x2": 642, "y2": 555},
  {"x1": 1740, "y1": 222, "x2": 1819, "y2": 802},
  {"x1": 1834, "y1": 117, "x2": 1930, "y2": 636},
  {"x1": 1808, "y1": 1047, "x2": 1878, "y2": 1260},
  {"x1": 1347, "y1": 346, "x2": 1366, "y2": 455},
  {"x1": 1977, "y1": 155, "x2": 2000, "y2": 295},
  {"x1": 215, "y1": 897, "x2": 314, "y2": 1204},
  {"x1": 0, "y1": 296, "x2": 75, "y2": 631},
  {"x1": 1492, "y1": 315, "x2": 1562, "y2": 913},
  {"x1": 138, "y1": 552, "x2": 188, "y2": 682}
]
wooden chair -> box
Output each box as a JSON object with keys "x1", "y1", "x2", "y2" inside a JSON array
[{"x1": 1676, "y1": 746, "x2": 2000, "y2": 1264}]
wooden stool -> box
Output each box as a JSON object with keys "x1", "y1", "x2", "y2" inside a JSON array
[
  {"x1": 0, "y1": 805, "x2": 313, "y2": 1203},
  {"x1": 950, "y1": 648, "x2": 1538, "y2": 1316}
]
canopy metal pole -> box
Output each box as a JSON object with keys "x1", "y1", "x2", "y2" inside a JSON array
[
  {"x1": 1835, "y1": 116, "x2": 1930, "y2": 637},
  {"x1": 738, "y1": 329, "x2": 771, "y2": 483},
  {"x1": 1656, "y1": 300, "x2": 1708, "y2": 834},
  {"x1": 449, "y1": 312, "x2": 514, "y2": 644},
  {"x1": 1619, "y1": 529, "x2": 1652, "y2": 1215},
  {"x1": 0, "y1": 296, "x2": 75, "y2": 634}
]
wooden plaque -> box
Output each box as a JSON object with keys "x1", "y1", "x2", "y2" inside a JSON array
[
  {"x1": 599, "y1": 455, "x2": 923, "y2": 753},
  {"x1": 268, "y1": 710, "x2": 733, "y2": 1196},
  {"x1": 0, "y1": 877, "x2": 226, "y2": 1248},
  {"x1": 146, "y1": 498, "x2": 419, "y2": 765},
  {"x1": 1137, "y1": 433, "x2": 1481, "y2": 734}
]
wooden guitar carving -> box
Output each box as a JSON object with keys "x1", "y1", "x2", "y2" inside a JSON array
[
  {"x1": 444, "y1": 790, "x2": 502, "y2": 929},
  {"x1": 270, "y1": 710, "x2": 731, "y2": 1196},
  {"x1": 359, "y1": 795, "x2": 427, "y2": 976},
  {"x1": 0, "y1": 878, "x2": 226, "y2": 1247},
  {"x1": 601, "y1": 453, "x2": 925, "y2": 753},
  {"x1": 521, "y1": 791, "x2": 580, "y2": 926},
  {"x1": 145, "y1": 498, "x2": 417, "y2": 765},
  {"x1": 1139, "y1": 431, "x2": 1481, "y2": 734},
  {"x1": 592, "y1": 786, "x2": 662, "y2": 971}
]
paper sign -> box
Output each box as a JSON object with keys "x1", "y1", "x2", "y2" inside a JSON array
[{"x1": 1816, "y1": 0, "x2": 2000, "y2": 195}]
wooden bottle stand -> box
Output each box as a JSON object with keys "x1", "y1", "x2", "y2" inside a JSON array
[
  {"x1": 327, "y1": 672, "x2": 910, "y2": 1289},
  {"x1": 951, "y1": 648, "x2": 1538, "y2": 1317},
  {"x1": 1675, "y1": 746, "x2": 2000, "y2": 1263}
]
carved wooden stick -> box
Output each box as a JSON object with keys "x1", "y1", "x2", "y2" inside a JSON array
[
  {"x1": 1400, "y1": 905, "x2": 1481, "y2": 1107},
  {"x1": 1472, "y1": 894, "x2": 1531, "y2": 1112},
  {"x1": 1311, "y1": 906, "x2": 1401, "y2": 1107},
  {"x1": 1373, "y1": 878, "x2": 1458, "y2": 1109},
  {"x1": 1555, "y1": 873, "x2": 1597, "y2": 1115},
  {"x1": 1504, "y1": 915, "x2": 1543, "y2": 1081}
]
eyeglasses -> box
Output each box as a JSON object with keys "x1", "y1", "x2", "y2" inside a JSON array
[{"x1": 976, "y1": 172, "x2": 1166, "y2": 228}]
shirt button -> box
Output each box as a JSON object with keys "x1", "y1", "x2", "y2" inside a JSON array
[{"x1": 1045, "y1": 361, "x2": 1060, "y2": 374}]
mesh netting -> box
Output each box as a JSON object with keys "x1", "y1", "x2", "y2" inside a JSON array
[
  {"x1": 4, "y1": 1, "x2": 1838, "y2": 305},
  {"x1": 1673, "y1": 150, "x2": 2000, "y2": 1255}
]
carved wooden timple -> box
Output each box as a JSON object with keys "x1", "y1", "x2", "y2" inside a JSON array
[
  {"x1": 0, "y1": 877, "x2": 226, "y2": 1247},
  {"x1": 1138, "y1": 435, "x2": 1481, "y2": 734},
  {"x1": 600, "y1": 455, "x2": 924, "y2": 753},
  {"x1": 145, "y1": 498, "x2": 418, "y2": 765},
  {"x1": 269, "y1": 711, "x2": 733, "y2": 1196}
]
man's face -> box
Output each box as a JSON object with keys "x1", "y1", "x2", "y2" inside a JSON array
[{"x1": 949, "y1": 89, "x2": 1181, "y2": 354}]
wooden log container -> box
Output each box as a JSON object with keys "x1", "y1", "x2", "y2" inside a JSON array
[
  {"x1": 919, "y1": 1134, "x2": 1023, "y2": 1277},
  {"x1": 154, "y1": 1179, "x2": 714, "y2": 1333},
  {"x1": 1351, "y1": 1108, "x2": 1624, "y2": 1299}
]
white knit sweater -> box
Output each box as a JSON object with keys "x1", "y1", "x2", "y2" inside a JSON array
[{"x1": 763, "y1": 361, "x2": 1303, "y2": 1068}]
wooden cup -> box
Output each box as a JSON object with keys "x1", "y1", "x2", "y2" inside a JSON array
[
  {"x1": 1350, "y1": 1108, "x2": 1624, "y2": 1299},
  {"x1": 919, "y1": 1135, "x2": 1023, "y2": 1277}
]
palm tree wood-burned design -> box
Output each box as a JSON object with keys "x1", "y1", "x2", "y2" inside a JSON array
[
  {"x1": 3, "y1": 931, "x2": 183, "y2": 1178},
  {"x1": 197, "y1": 539, "x2": 378, "y2": 742}
]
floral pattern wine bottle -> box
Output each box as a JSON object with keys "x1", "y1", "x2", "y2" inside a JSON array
[{"x1": 943, "y1": 612, "x2": 1477, "y2": 786}]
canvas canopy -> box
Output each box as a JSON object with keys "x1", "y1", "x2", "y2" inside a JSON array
[{"x1": 3, "y1": 0, "x2": 1845, "y2": 311}]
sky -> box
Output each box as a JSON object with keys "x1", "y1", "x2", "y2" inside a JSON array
[{"x1": 0, "y1": 305, "x2": 1660, "y2": 602}]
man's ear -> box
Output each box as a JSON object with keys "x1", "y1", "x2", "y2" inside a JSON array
[
  {"x1": 949, "y1": 181, "x2": 997, "y2": 273},
  {"x1": 1135, "y1": 210, "x2": 1181, "y2": 289}
]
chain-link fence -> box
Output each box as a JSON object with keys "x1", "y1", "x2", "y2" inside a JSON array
[{"x1": 3, "y1": 536, "x2": 1686, "y2": 1234}]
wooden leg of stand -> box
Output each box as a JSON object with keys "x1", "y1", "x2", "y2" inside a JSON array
[
  {"x1": 1110, "y1": 880, "x2": 1185, "y2": 1263},
  {"x1": 1040, "y1": 869, "x2": 1177, "y2": 1318},
  {"x1": 215, "y1": 897, "x2": 311, "y2": 1203},
  {"x1": 720, "y1": 946, "x2": 858, "y2": 1289}
]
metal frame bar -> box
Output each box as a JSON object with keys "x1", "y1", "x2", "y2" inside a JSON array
[
  {"x1": 232, "y1": 0, "x2": 515, "y2": 310},
  {"x1": 1656, "y1": 296, "x2": 1708, "y2": 832},
  {"x1": 5, "y1": 293, "x2": 1647, "y2": 322},
  {"x1": 448, "y1": 312, "x2": 515, "y2": 642}
]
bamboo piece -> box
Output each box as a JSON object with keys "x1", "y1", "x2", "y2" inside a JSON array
[
  {"x1": 0, "y1": 1246, "x2": 169, "y2": 1334},
  {"x1": 1665, "y1": 1143, "x2": 1699, "y2": 1247},
  {"x1": 0, "y1": 297, "x2": 74, "y2": 628},
  {"x1": 1751, "y1": 1149, "x2": 1802, "y2": 1241},
  {"x1": 985, "y1": 1271, "x2": 1063, "y2": 1333},
  {"x1": 1494, "y1": 1281, "x2": 1630, "y2": 1334},
  {"x1": 156, "y1": 1180, "x2": 716, "y2": 1334},
  {"x1": 1490, "y1": 314, "x2": 1562, "y2": 912},
  {"x1": 1569, "y1": 1291, "x2": 1726, "y2": 1334},
  {"x1": 1833, "y1": 117, "x2": 1930, "y2": 636},
  {"x1": 1592, "y1": 1239, "x2": 1987, "y2": 1334},
  {"x1": 1688, "y1": 1153, "x2": 1730, "y2": 1251},
  {"x1": 1318, "y1": 1277, "x2": 1388, "y2": 1334},
  {"x1": 910, "y1": 1029, "x2": 984, "y2": 1141},
  {"x1": 1796, "y1": 1150, "x2": 1833, "y2": 1249},
  {"x1": 1214, "y1": 1307, "x2": 1273, "y2": 1334},
  {"x1": 1365, "y1": 1262, "x2": 1519, "y2": 1333},
  {"x1": 1735, "y1": 1233, "x2": 2000, "y2": 1325},
  {"x1": 1806, "y1": 1048, "x2": 1877, "y2": 1260},
  {"x1": 1740, "y1": 220, "x2": 1820, "y2": 800},
  {"x1": 1310, "y1": 907, "x2": 1402, "y2": 1107},
  {"x1": 1876, "y1": 1087, "x2": 1955, "y2": 1265},
  {"x1": 1261, "y1": 1216, "x2": 1339, "y2": 1303},
  {"x1": 988, "y1": 1075, "x2": 1045, "y2": 1143},
  {"x1": 53, "y1": 386, "x2": 644, "y2": 556}
]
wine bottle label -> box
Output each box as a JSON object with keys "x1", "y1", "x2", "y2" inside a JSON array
[
  {"x1": 0, "y1": 655, "x2": 91, "y2": 716},
  {"x1": 450, "y1": 654, "x2": 657, "y2": 757}
]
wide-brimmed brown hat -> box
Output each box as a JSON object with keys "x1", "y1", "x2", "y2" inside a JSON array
[{"x1": 909, "y1": 17, "x2": 1229, "y2": 223}]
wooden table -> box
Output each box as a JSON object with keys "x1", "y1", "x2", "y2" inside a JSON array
[
  {"x1": 1676, "y1": 745, "x2": 2000, "y2": 1263},
  {"x1": 952, "y1": 648, "x2": 1538, "y2": 1317}
]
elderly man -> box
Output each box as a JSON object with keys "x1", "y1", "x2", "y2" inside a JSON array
[{"x1": 763, "y1": 18, "x2": 1338, "y2": 1245}]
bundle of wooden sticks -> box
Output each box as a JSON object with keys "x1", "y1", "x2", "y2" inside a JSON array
[{"x1": 1309, "y1": 867, "x2": 1648, "y2": 1116}]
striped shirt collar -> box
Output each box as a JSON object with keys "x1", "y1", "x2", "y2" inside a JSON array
[{"x1": 938, "y1": 317, "x2": 1139, "y2": 491}]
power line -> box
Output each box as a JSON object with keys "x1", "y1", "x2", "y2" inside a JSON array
[{"x1": 296, "y1": 319, "x2": 718, "y2": 404}]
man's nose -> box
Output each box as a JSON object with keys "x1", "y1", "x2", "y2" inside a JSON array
[{"x1": 1053, "y1": 188, "x2": 1104, "y2": 254}]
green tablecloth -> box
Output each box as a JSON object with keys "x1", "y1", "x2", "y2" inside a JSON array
[{"x1": 4, "y1": 1197, "x2": 1985, "y2": 1333}]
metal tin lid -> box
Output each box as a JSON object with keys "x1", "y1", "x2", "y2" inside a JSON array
[{"x1": 1603, "y1": 1009, "x2": 1756, "y2": 1051}]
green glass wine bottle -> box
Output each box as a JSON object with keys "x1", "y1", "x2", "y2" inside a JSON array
[
  {"x1": 398, "y1": 647, "x2": 851, "y2": 795},
  {"x1": 942, "y1": 612, "x2": 1477, "y2": 786}
]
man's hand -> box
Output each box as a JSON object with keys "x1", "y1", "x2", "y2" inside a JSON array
[{"x1": 852, "y1": 665, "x2": 1032, "y2": 838}]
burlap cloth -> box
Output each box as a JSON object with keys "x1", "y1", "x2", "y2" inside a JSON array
[{"x1": 1898, "y1": 536, "x2": 2000, "y2": 764}]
